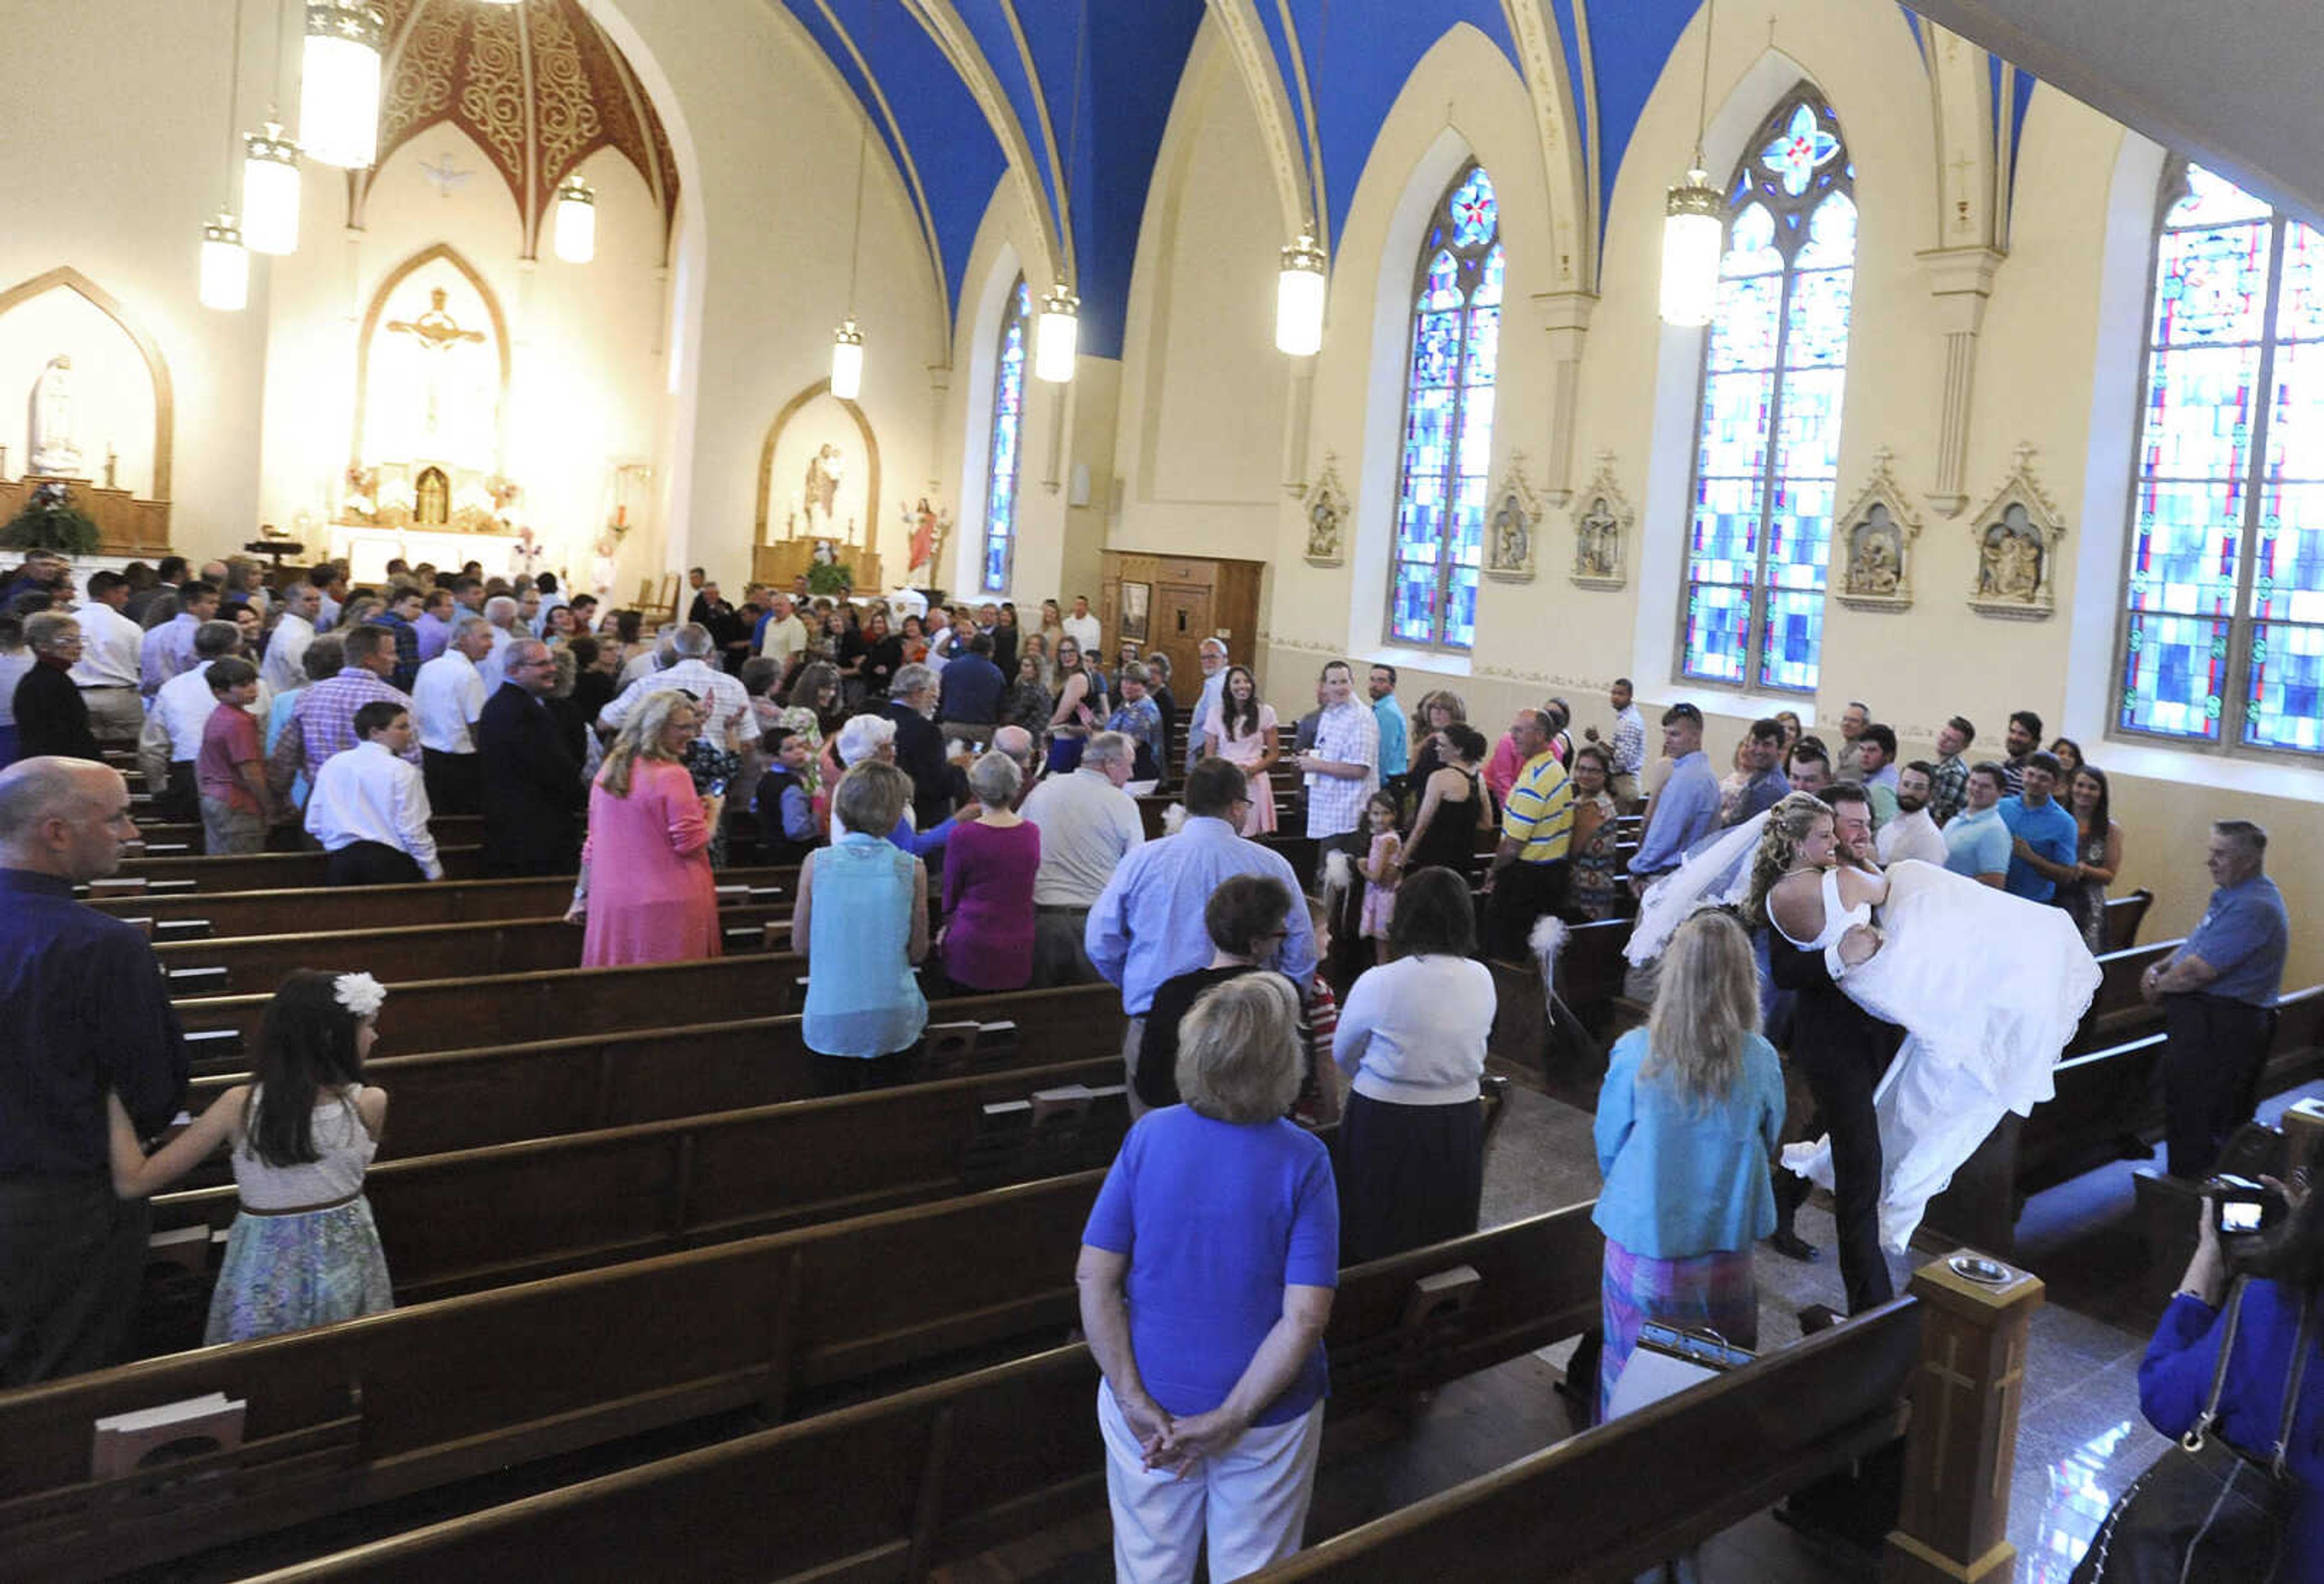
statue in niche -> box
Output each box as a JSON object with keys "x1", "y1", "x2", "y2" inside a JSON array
[
  {"x1": 28, "y1": 356, "x2": 82, "y2": 477},
  {"x1": 1305, "y1": 491, "x2": 1342, "y2": 563},
  {"x1": 386, "y1": 288, "x2": 488, "y2": 443},
  {"x1": 415, "y1": 466, "x2": 450, "y2": 526},
  {"x1": 1977, "y1": 503, "x2": 2045, "y2": 603},
  {"x1": 1575, "y1": 496, "x2": 1620, "y2": 581},
  {"x1": 804, "y1": 444, "x2": 845, "y2": 529},
  {"x1": 1845, "y1": 505, "x2": 1904, "y2": 597},
  {"x1": 1493, "y1": 493, "x2": 1531, "y2": 572}
]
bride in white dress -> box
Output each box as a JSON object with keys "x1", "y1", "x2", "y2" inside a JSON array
[{"x1": 1627, "y1": 793, "x2": 2101, "y2": 1254}]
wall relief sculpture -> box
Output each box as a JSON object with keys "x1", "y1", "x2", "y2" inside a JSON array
[
  {"x1": 1568, "y1": 452, "x2": 1631, "y2": 589},
  {"x1": 1302, "y1": 450, "x2": 1348, "y2": 567},
  {"x1": 1483, "y1": 453, "x2": 1541, "y2": 583},
  {"x1": 1833, "y1": 447, "x2": 1922, "y2": 611},
  {"x1": 1966, "y1": 443, "x2": 2067, "y2": 620}
]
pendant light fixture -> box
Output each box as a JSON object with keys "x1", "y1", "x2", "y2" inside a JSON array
[
  {"x1": 830, "y1": 123, "x2": 868, "y2": 400},
  {"x1": 1035, "y1": 0, "x2": 1087, "y2": 384},
  {"x1": 1275, "y1": 231, "x2": 1327, "y2": 356},
  {"x1": 552, "y1": 173, "x2": 597, "y2": 263},
  {"x1": 1659, "y1": 0, "x2": 1723, "y2": 327},
  {"x1": 300, "y1": 0, "x2": 385, "y2": 170},
  {"x1": 202, "y1": 0, "x2": 251, "y2": 312}
]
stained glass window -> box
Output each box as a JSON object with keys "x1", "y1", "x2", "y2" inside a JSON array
[
  {"x1": 1387, "y1": 162, "x2": 1501, "y2": 652},
  {"x1": 1680, "y1": 88, "x2": 1856, "y2": 694},
  {"x1": 2117, "y1": 163, "x2": 2324, "y2": 757},
  {"x1": 981, "y1": 278, "x2": 1030, "y2": 594}
]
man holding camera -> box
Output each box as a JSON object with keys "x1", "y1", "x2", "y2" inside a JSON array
[{"x1": 2144, "y1": 819, "x2": 2290, "y2": 1180}]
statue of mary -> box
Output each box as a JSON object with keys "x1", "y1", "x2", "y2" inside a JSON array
[{"x1": 29, "y1": 356, "x2": 83, "y2": 477}]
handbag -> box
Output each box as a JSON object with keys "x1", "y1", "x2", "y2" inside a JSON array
[
  {"x1": 2071, "y1": 1280, "x2": 2314, "y2": 1583},
  {"x1": 1603, "y1": 1322, "x2": 1754, "y2": 1420}
]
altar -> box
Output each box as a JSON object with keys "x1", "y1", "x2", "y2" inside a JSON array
[{"x1": 332, "y1": 523, "x2": 533, "y2": 584}]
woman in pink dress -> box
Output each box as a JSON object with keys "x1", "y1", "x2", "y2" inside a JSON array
[
  {"x1": 1200, "y1": 665, "x2": 1279, "y2": 837},
  {"x1": 567, "y1": 690, "x2": 723, "y2": 966}
]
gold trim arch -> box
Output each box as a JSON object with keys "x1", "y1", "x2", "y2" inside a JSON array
[
  {"x1": 755, "y1": 378, "x2": 881, "y2": 549},
  {"x1": 0, "y1": 266, "x2": 175, "y2": 501}
]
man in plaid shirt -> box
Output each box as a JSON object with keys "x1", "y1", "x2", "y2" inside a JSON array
[
  {"x1": 1293, "y1": 659, "x2": 1378, "y2": 843},
  {"x1": 1927, "y1": 715, "x2": 1974, "y2": 825},
  {"x1": 268, "y1": 624, "x2": 421, "y2": 807}
]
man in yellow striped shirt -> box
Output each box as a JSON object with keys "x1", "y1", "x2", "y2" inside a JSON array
[{"x1": 1483, "y1": 707, "x2": 1574, "y2": 959}]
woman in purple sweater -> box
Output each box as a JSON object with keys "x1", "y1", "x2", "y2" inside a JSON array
[{"x1": 940, "y1": 751, "x2": 1041, "y2": 993}]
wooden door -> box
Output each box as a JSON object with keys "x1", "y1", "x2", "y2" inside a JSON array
[{"x1": 1152, "y1": 583, "x2": 1212, "y2": 691}]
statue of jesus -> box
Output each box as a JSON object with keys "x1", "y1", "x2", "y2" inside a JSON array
[{"x1": 387, "y1": 287, "x2": 487, "y2": 441}]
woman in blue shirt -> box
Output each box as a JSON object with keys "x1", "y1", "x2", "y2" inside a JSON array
[
  {"x1": 1593, "y1": 908, "x2": 1785, "y2": 1418},
  {"x1": 793, "y1": 761, "x2": 927, "y2": 1089},
  {"x1": 2129, "y1": 1174, "x2": 2324, "y2": 1583},
  {"x1": 1077, "y1": 974, "x2": 1338, "y2": 1582}
]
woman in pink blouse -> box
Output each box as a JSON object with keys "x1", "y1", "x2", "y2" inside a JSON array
[{"x1": 568, "y1": 690, "x2": 723, "y2": 967}]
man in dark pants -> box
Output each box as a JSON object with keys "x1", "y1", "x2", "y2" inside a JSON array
[
  {"x1": 476, "y1": 638, "x2": 582, "y2": 877},
  {"x1": 0, "y1": 758, "x2": 186, "y2": 1384},
  {"x1": 1768, "y1": 785, "x2": 1903, "y2": 1315},
  {"x1": 2145, "y1": 819, "x2": 2289, "y2": 1180}
]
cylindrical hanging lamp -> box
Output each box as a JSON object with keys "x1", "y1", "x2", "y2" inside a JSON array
[
  {"x1": 201, "y1": 214, "x2": 251, "y2": 311},
  {"x1": 1275, "y1": 231, "x2": 1327, "y2": 356},
  {"x1": 242, "y1": 121, "x2": 301, "y2": 255},
  {"x1": 300, "y1": 0, "x2": 385, "y2": 169},
  {"x1": 1659, "y1": 169, "x2": 1724, "y2": 327},
  {"x1": 552, "y1": 174, "x2": 597, "y2": 263},
  {"x1": 830, "y1": 318, "x2": 865, "y2": 400},
  {"x1": 1035, "y1": 285, "x2": 1079, "y2": 383}
]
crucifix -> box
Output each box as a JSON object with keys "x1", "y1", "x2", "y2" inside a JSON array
[{"x1": 386, "y1": 287, "x2": 487, "y2": 439}]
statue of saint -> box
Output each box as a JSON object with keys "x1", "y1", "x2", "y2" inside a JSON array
[
  {"x1": 804, "y1": 444, "x2": 845, "y2": 527},
  {"x1": 1577, "y1": 497, "x2": 1620, "y2": 579},
  {"x1": 1847, "y1": 506, "x2": 1902, "y2": 595},
  {"x1": 28, "y1": 356, "x2": 82, "y2": 476}
]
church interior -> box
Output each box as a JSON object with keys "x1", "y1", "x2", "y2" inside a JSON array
[{"x1": 4, "y1": 0, "x2": 2323, "y2": 1579}]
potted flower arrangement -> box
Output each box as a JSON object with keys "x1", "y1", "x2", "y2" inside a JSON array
[{"x1": 0, "y1": 480, "x2": 100, "y2": 555}]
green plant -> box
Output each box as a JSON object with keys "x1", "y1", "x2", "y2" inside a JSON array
[
  {"x1": 1, "y1": 482, "x2": 100, "y2": 555},
  {"x1": 804, "y1": 560, "x2": 855, "y2": 597}
]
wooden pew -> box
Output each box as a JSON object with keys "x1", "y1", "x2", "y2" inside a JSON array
[
  {"x1": 1484, "y1": 916, "x2": 1633, "y2": 1078},
  {"x1": 94, "y1": 845, "x2": 493, "y2": 893},
  {"x1": 181, "y1": 983, "x2": 1128, "y2": 1158},
  {"x1": 90, "y1": 868, "x2": 796, "y2": 940},
  {"x1": 2103, "y1": 887, "x2": 2153, "y2": 952},
  {"x1": 0, "y1": 1157, "x2": 1561, "y2": 1584},
  {"x1": 226, "y1": 1202, "x2": 1609, "y2": 1583},
  {"x1": 2077, "y1": 938, "x2": 2179, "y2": 1050},
  {"x1": 129, "y1": 814, "x2": 484, "y2": 856},
  {"x1": 151, "y1": 1057, "x2": 1134, "y2": 1306},
  {"x1": 154, "y1": 908, "x2": 790, "y2": 998}
]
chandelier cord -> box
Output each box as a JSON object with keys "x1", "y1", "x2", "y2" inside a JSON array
[
  {"x1": 1693, "y1": 0, "x2": 1716, "y2": 167},
  {"x1": 1060, "y1": 0, "x2": 1084, "y2": 280},
  {"x1": 270, "y1": 0, "x2": 287, "y2": 116},
  {"x1": 844, "y1": 122, "x2": 867, "y2": 316},
  {"x1": 225, "y1": 0, "x2": 246, "y2": 208}
]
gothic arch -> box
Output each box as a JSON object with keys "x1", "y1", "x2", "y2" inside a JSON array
[
  {"x1": 755, "y1": 379, "x2": 882, "y2": 550},
  {"x1": 350, "y1": 243, "x2": 515, "y2": 473},
  {"x1": 0, "y1": 266, "x2": 174, "y2": 499}
]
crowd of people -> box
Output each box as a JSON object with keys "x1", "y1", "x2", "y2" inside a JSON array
[{"x1": 0, "y1": 543, "x2": 2309, "y2": 1583}]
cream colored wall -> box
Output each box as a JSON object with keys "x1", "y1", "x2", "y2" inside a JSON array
[
  {"x1": 0, "y1": 2, "x2": 279, "y2": 552},
  {"x1": 1086, "y1": 5, "x2": 2323, "y2": 981}
]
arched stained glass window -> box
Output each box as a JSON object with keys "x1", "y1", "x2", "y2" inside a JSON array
[
  {"x1": 1681, "y1": 91, "x2": 1857, "y2": 695},
  {"x1": 981, "y1": 277, "x2": 1030, "y2": 594},
  {"x1": 1388, "y1": 162, "x2": 1502, "y2": 651},
  {"x1": 2115, "y1": 162, "x2": 2324, "y2": 757}
]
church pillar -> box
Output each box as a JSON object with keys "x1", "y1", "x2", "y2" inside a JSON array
[
  {"x1": 1528, "y1": 290, "x2": 1597, "y2": 508},
  {"x1": 1917, "y1": 246, "x2": 2006, "y2": 519},
  {"x1": 1881, "y1": 1252, "x2": 2043, "y2": 1584},
  {"x1": 1281, "y1": 357, "x2": 1316, "y2": 497}
]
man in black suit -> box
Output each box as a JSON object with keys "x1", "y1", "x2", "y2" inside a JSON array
[
  {"x1": 476, "y1": 638, "x2": 581, "y2": 876},
  {"x1": 884, "y1": 662, "x2": 965, "y2": 831},
  {"x1": 1768, "y1": 783, "x2": 1903, "y2": 1316}
]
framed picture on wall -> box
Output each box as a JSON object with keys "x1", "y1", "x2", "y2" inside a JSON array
[{"x1": 1120, "y1": 580, "x2": 1151, "y2": 641}]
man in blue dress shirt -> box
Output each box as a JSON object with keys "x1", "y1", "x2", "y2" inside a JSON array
[
  {"x1": 2142, "y1": 819, "x2": 2291, "y2": 1179},
  {"x1": 1626, "y1": 703, "x2": 1720, "y2": 895},
  {"x1": 0, "y1": 758, "x2": 187, "y2": 1385},
  {"x1": 1088, "y1": 758, "x2": 1318, "y2": 1116}
]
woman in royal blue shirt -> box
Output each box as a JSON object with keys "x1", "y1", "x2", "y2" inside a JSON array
[
  {"x1": 1077, "y1": 974, "x2": 1338, "y2": 1583},
  {"x1": 2133, "y1": 1174, "x2": 2324, "y2": 1582},
  {"x1": 1593, "y1": 908, "x2": 1785, "y2": 1419}
]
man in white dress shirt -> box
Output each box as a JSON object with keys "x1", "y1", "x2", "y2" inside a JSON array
[
  {"x1": 68, "y1": 571, "x2": 144, "y2": 740},
  {"x1": 259, "y1": 581, "x2": 321, "y2": 699},
  {"x1": 1060, "y1": 595, "x2": 1103, "y2": 657},
  {"x1": 596, "y1": 623, "x2": 753, "y2": 751},
  {"x1": 413, "y1": 616, "x2": 491, "y2": 814},
  {"x1": 305, "y1": 701, "x2": 441, "y2": 885},
  {"x1": 1875, "y1": 761, "x2": 1952, "y2": 868},
  {"x1": 145, "y1": 621, "x2": 259, "y2": 823},
  {"x1": 1184, "y1": 637, "x2": 1229, "y2": 776},
  {"x1": 474, "y1": 595, "x2": 522, "y2": 694}
]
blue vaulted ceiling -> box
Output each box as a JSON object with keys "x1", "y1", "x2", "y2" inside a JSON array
[{"x1": 775, "y1": 2, "x2": 2023, "y2": 362}]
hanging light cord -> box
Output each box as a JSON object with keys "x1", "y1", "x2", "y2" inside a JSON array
[
  {"x1": 844, "y1": 123, "x2": 867, "y2": 317},
  {"x1": 1060, "y1": 0, "x2": 1085, "y2": 280},
  {"x1": 225, "y1": 0, "x2": 246, "y2": 207},
  {"x1": 1692, "y1": 0, "x2": 1716, "y2": 167},
  {"x1": 269, "y1": 0, "x2": 287, "y2": 117}
]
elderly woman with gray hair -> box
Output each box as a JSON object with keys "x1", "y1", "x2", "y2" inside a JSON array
[
  {"x1": 1077, "y1": 974, "x2": 1338, "y2": 1582},
  {"x1": 939, "y1": 750, "x2": 1042, "y2": 993}
]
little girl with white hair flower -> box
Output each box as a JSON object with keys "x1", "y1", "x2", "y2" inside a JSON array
[{"x1": 108, "y1": 969, "x2": 395, "y2": 1342}]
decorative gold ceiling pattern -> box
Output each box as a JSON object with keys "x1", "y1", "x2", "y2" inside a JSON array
[{"x1": 351, "y1": 0, "x2": 680, "y2": 260}]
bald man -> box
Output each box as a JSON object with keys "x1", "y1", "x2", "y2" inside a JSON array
[{"x1": 0, "y1": 759, "x2": 186, "y2": 1384}]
